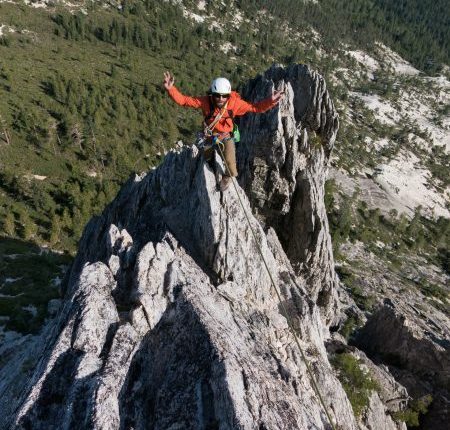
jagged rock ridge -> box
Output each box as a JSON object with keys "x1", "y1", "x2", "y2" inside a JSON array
[
  {"x1": 238, "y1": 65, "x2": 340, "y2": 321},
  {"x1": 1, "y1": 65, "x2": 404, "y2": 430}
]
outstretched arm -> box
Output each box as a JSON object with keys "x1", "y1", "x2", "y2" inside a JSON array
[
  {"x1": 234, "y1": 88, "x2": 285, "y2": 116},
  {"x1": 163, "y1": 71, "x2": 204, "y2": 109}
]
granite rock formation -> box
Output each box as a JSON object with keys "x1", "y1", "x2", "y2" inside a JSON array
[
  {"x1": 238, "y1": 65, "x2": 340, "y2": 324},
  {"x1": 1, "y1": 65, "x2": 406, "y2": 430}
]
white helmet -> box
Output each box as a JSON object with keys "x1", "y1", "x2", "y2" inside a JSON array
[{"x1": 211, "y1": 77, "x2": 231, "y2": 94}]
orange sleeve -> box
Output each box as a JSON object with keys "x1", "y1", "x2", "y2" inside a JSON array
[
  {"x1": 232, "y1": 96, "x2": 278, "y2": 116},
  {"x1": 167, "y1": 86, "x2": 206, "y2": 109}
]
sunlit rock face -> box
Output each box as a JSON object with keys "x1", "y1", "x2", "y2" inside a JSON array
[
  {"x1": 238, "y1": 64, "x2": 340, "y2": 324},
  {"x1": 1, "y1": 65, "x2": 403, "y2": 430}
]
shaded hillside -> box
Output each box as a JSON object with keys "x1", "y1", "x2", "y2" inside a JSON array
[{"x1": 243, "y1": 0, "x2": 450, "y2": 73}]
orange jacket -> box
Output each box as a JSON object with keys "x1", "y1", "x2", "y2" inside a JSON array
[{"x1": 167, "y1": 86, "x2": 278, "y2": 133}]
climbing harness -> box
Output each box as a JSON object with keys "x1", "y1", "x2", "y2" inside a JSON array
[
  {"x1": 195, "y1": 100, "x2": 230, "y2": 151},
  {"x1": 215, "y1": 138, "x2": 338, "y2": 430},
  {"x1": 201, "y1": 95, "x2": 241, "y2": 145},
  {"x1": 195, "y1": 132, "x2": 227, "y2": 152}
]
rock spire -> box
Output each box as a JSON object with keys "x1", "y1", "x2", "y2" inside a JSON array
[{"x1": 1, "y1": 65, "x2": 402, "y2": 430}]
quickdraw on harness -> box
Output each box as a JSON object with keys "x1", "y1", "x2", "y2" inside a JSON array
[{"x1": 206, "y1": 95, "x2": 241, "y2": 143}]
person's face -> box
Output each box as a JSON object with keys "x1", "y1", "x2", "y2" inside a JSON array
[{"x1": 212, "y1": 93, "x2": 230, "y2": 108}]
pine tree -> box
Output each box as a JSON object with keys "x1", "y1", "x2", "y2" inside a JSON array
[
  {"x1": 110, "y1": 64, "x2": 118, "y2": 79},
  {"x1": 3, "y1": 211, "x2": 16, "y2": 236},
  {"x1": 19, "y1": 211, "x2": 37, "y2": 240},
  {"x1": 61, "y1": 209, "x2": 72, "y2": 233},
  {"x1": 49, "y1": 213, "x2": 61, "y2": 246}
]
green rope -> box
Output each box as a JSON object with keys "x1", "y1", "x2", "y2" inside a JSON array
[{"x1": 216, "y1": 141, "x2": 337, "y2": 430}]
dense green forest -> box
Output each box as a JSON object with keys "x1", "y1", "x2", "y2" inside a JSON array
[
  {"x1": 0, "y1": 0, "x2": 323, "y2": 252},
  {"x1": 244, "y1": 0, "x2": 450, "y2": 73},
  {"x1": 0, "y1": 0, "x2": 448, "y2": 254}
]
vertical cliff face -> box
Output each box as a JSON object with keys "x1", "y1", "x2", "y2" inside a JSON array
[
  {"x1": 0, "y1": 65, "x2": 402, "y2": 430},
  {"x1": 238, "y1": 65, "x2": 340, "y2": 323}
]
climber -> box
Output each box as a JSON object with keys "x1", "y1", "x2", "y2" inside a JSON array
[{"x1": 163, "y1": 71, "x2": 284, "y2": 191}]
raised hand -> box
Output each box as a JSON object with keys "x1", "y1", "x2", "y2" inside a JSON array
[
  {"x1": 163, "y1": 71, "x2": 175, "y2": 90},
  {"x1": 271, "y1": 89, "x2": 285, "y2": 104}
]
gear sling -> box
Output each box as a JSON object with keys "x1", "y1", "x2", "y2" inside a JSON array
[
  {"x1": 203, "y1": 96, "x2": 240, "y2": 143},
  {"x1": 202, "y1": 96, "x2": 239, "y2": 178}
]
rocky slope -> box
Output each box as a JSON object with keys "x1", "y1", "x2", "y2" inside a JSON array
[
  {"x1": 338, "y1": 240, "x2": 450, "y2": 430},
  {"x1": 0, "y1": 64, "x2": 409, "y2": 430},
  {"x1": 1, "y1": 1, "x2": 448, "y2": 427},
  {"x1": 238, "y1": 65, "x2": 340, "y2": 322}
]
